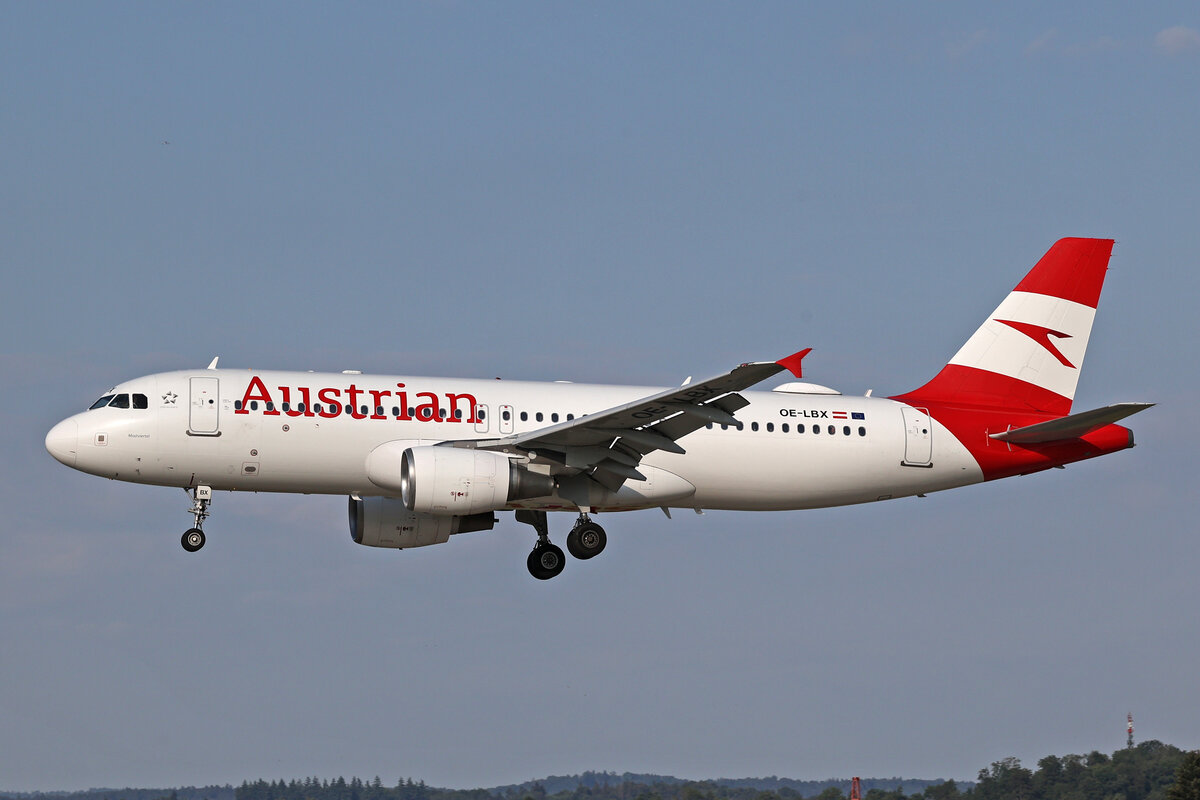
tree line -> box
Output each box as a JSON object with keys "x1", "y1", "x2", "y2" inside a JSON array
[
  {"x1": 231, "y1": 743, "x2": 1199, "y2": 800},
  {"x1": 5, "y1": 743, "x2": 1196, "y2": 800}
]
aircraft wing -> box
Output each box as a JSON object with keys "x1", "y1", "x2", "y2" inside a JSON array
[{"x1": 462, "y1": 350, "x2": 810, "y2": 491}]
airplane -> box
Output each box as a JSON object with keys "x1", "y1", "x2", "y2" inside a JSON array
[{"x1": 45, "y1": 237, "x2": 1152, "y2": 580}]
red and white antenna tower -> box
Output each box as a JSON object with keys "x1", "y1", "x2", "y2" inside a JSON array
[
  {"x1": 850, "y1": 777, "x2": 862, "y2": 800},
  {"x1": 1127, "y1": 712, "x2": 1134, "y2": 748}
]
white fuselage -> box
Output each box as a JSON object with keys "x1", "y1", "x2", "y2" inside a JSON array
[{"x1": 48, "y1": 368, "x2": 985, "y2": 513}]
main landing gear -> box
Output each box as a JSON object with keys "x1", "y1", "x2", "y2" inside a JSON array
[
  {"x1": 516, "y1": 509, "x2": 608, "y2": 580},
  {"x1": 181, "y1": 485, "x2": 212, "y2": 552}
]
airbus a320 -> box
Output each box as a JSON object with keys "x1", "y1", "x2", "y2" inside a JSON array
[{"x1": 46, "y1": 238, "x2": 1151, "y2": 579}]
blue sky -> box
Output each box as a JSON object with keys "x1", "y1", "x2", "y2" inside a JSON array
[{"x1": 2, "y1": 2, "x2": 1198, "y2": 792}]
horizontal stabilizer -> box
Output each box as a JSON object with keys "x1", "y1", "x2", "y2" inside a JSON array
[{"x1": 989, "y1": 402, "x2": 1154, "y2": 444}]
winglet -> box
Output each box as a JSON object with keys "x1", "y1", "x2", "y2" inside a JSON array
[
  {"x1": 206, "y1": 356, "x2": 220, "y2": 370},
  {"x1": 776, "y1": 348, "x2": 812, "y2": 378}
]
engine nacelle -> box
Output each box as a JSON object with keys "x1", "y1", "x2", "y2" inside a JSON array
[
  {"x1": 348, "y1": 496, "x2": 495, "y2": 549},
  {"x1": 396, "y1": 445, "x2": 555, "y2": 516}
]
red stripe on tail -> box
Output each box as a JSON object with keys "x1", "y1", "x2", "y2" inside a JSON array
[{"x1": 1013, "y1": 237, "x2": 1113, "y2": 309}]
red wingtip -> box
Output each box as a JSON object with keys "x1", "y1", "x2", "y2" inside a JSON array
[{"x1": 776, "y1": 348, "x2": 812, "y2": 378}]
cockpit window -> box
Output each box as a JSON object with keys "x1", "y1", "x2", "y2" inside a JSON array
[
  {"x1": 89, "y1": 394, "x2": 115, "y2": 410},
  {"x1": 109, "y1": 393, "x2": 130, "y2": 409},
  {"x1": 132, "y1": 393, "x2": 148, "y2": 409}
]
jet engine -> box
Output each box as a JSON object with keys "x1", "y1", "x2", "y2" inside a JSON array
[
  {"x1": 398, "y1": 445, "x2": 555, "y2": 516},
  {"x1": 348, "y1": 496, "x2": 495, "y2": 549}
]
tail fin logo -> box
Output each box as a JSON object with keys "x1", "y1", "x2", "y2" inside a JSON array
[{"x1": 994, "y1": 319, "x2": 1076, "y2": 368}]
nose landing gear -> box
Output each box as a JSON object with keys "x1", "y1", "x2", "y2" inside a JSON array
[{"x1": 181, "y1": 485, "x2": 212, "y2": 552}]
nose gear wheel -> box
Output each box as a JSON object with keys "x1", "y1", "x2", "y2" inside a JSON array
[
  {"x1": 180, "y1": 486, "x2": 212, "y2": 552},
  {"x1": 182, "y1": 528, "x2": 206, "y2": 552}
]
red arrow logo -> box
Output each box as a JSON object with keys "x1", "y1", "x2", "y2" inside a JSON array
[{"x1": 994, "y1": 319, "x2": 1076, "y2": 368}]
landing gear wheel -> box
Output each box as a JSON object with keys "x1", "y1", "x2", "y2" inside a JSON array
[
  {"x1": 181, "y1": 527, "x2": 206, "y2": 552},
  {"x1": 566, "y1": 521, "x2": 607, "y2": 560},
  {"x1": 182, "y1": 486, "x2": 212, "y2": 552},
  {"x1": 527, "y1": 543, "x2": 566, "y2": 580}
]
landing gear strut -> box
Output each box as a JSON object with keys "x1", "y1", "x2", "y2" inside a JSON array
[
  {"x1": 181, "y1": 485, "x2": 212, "y2": 552},
  {"x1": 515, "y1": 509, "x2": 608, "y2": 579}
]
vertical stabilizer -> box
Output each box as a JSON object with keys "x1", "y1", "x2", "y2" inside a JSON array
[{"x1": 896, "y1": 238, "x2": 1114, "y2": 414}]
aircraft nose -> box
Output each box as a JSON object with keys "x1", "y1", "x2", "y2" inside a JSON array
[{"x1": 45, "y1": 418, "x2": 79, "y2": 467}]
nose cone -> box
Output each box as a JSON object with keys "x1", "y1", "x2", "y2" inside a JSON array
[{"x1": 45, "y1": 418, "x2": 79, "y2": 467}]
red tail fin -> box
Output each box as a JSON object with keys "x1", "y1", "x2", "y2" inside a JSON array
[{"x1": 895, "y1": 238, "x2": 1114, "y2": 414}]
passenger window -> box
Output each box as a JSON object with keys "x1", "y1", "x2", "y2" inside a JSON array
[
  {"x1": 266, "y1": 402, "x2": 275, "y2": 412},
  {"x1": 314, "y1": 404, "x2": 322, "y2": 414},
  {"x1": 235, "y1": 400, "x2": 243, "y2": 411},
  {"x1": 251, "y1": 401, "x2": 259, "y2": 410},
  {"x1": 110, "y1": 394, "x2": 130, "y2": 409},
  {"x1": 502, "y1": 410, "x2": 510, "y2": 421},
  {"x1": 520, "y1": 412, "x2": 528, "y2": 422},
  {"x1": 478, "y1": 409, "x2": 487, "y2": 420},
  {"x1": 567, "y1": 413, "x2": 574, "y2": 420},
  {"x1": 345, "y1": 404, "x2": 353, "y2": 415},
  {"x1": 376, "y1": 406, "x2": 385, "y2": 417},
  {"x1": 89, "y1": 395, "x2": 115, "y2": 410},
  {"x1": 766, "y1": 422, "x2": 774, "y2": 432},
  {"x1": 858, "y1": 426, "x2": 866, "y2": 437},
  {"x1": 455, "y1": 409, "x2": 463, "y2": 419},
  {"x1": 843, "y1": 426, "x2": 851, "y2": 436},
  {"x1": 782, "y1": 423, "x2": 789, "y2": 433},
  {"x1": 827, "y1": 425, "x2": 835, "y2": 435},
  {"x1": 392, "y1": 406, "x2": 400, "y2": 417},
  {"x1": 751, "y1": 422, "x2": 759, "y2": 431},
  {"x1": 797, "y1": 424, "x2": 805, "y2": 433},
  {"x1": 813, "y1": 425, "x2": 820, "y2": 435},
  {"x1": 536, "y1": 412, "x2": 544, "y2": 422},
  {"x1": 282, "y1": 402, "x2": 290, "y2": 412},
  {"x1": 133, "y1": 394, "x2": 148, "y2": 409},
  {"x1": 551, "y1": 413, "x2": 559, "y2": 422}
]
